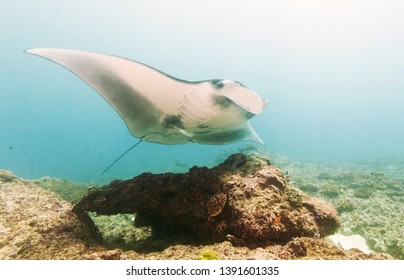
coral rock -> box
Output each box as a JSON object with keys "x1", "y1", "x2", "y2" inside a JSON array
[{"x1": 73, "y1": 154, "x2": 340, "y2": 245}]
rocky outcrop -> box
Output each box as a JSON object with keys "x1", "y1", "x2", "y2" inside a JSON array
[
  {"x1": 0, "y1": 170, "x2": 95, "y2": 259},
  {"x1": 73, "y1": 154, "x2": 340, "y2": 245},
  {"x1": 0, "y1": 166, "x2": 395, "y2": 260}
]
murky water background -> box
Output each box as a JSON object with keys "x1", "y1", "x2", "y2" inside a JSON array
[{"x1": 1, "y1": 0, "x2": 403, "y2": 182}]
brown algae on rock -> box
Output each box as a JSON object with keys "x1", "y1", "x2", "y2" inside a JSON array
[{"x1": 206, "y1": 193, "x2": 227, "y2": 218}]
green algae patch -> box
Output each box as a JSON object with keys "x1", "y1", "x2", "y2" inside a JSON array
[
  {"x1": 198, "y1": 249, "x2": 219, "y2": 260},
  {"x1": 33, "y1": 177, "x2": 94, "y2": 204}
]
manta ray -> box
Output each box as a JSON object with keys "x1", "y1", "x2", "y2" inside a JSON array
[{"x1": 26, "y1": 48, "x2": 268, "y2": 173}]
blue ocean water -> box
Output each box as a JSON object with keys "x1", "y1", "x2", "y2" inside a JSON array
[{"x1": 1, "y1": 0, "x2": 403, "y2": 183}]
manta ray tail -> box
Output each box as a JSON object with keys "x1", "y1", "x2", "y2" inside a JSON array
[{"x1": 101, "y1": 139, "x2": 143, "y2": 176}]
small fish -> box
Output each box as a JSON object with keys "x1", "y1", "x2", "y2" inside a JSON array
[
  {"x1": 274, "y1": 216, "x2": 281, "y2": 226},
  {"x1": 9, "y1": 146, "x2": 14, "y2": 150}
]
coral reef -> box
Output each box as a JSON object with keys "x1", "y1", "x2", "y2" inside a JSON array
[
  {"x1": 353, "y1": 188, "x2": 374, "y2": 199},
  {"x1": 335, "y1": 199, "x2": 356, "y2": 213},
  {"x1": 0, "y1": 163, "x2": 392, "y2": 260},
  {"x1": 73, "y1": 154, "x2": 340, "y2": 246},
  {"x1": 319, "y1": 181, "x2": 341, "y2": 198},
  {"x1": 88, "y1": 213, "x2": 152, "y2": 248},
  {"x1": 257, "y1": 149, "x2": 404, "y2": 259}
]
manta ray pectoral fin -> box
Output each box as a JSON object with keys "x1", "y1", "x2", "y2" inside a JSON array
[{"x1": 25, "y1": 48, "x2": 184, "y2": 142}]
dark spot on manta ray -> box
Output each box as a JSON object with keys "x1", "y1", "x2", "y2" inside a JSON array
[
  {"x1": 197, "y1": 124, "x2": 210, "y2": 129},
  {"x1": 211, "y1": 79, "x2": 224, "y2": 89},
  {"x1": 211, "y1": 79, "x2": 246, "y2": 89},
  {"x1": 162, "y1": 115, "x2": 185, "y2": 129},
  {"x1": 214, "y1": 96, "x2": 233, "y2": 108}
]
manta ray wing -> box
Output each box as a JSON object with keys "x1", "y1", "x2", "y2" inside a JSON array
[{"x1": 26, "y1": 48, "x2": 267, "y2": 145}]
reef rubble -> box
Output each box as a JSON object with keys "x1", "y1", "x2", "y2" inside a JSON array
[{"x1": 0, "y1": 154, "x2": 396, "y2": 260}]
